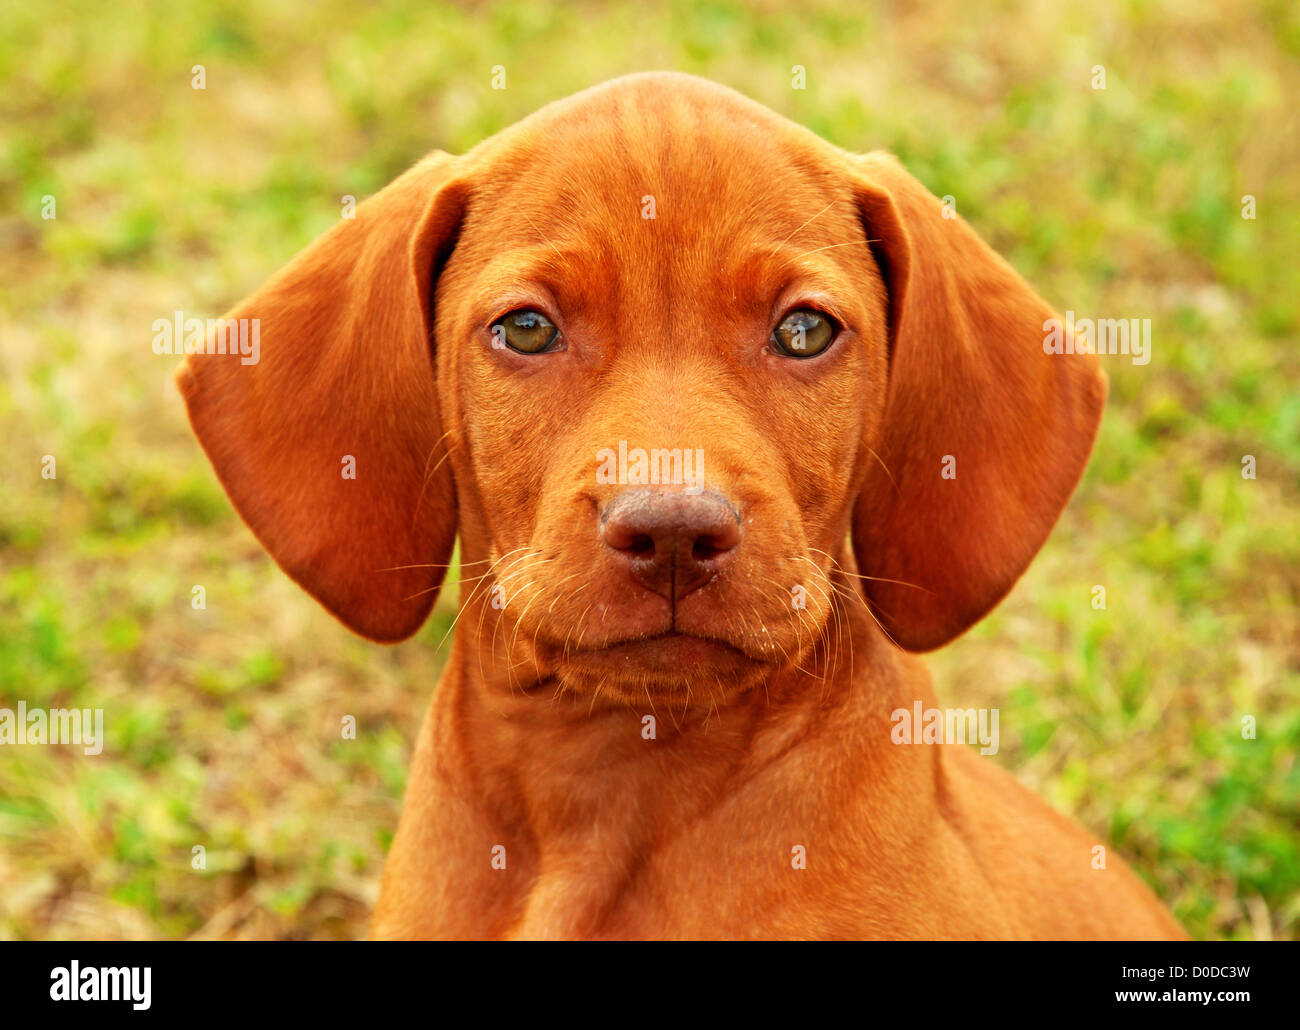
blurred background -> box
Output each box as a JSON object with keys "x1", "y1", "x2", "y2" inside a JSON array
[{"x1": 1, "y1": 0, "x2": 1296, "y2": 940}]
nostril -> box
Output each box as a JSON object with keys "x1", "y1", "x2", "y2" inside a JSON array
[
  {"x1": 692, "y1": 517, "x2": 741, "y2": 563},
  {"x1": 602, "y1": 517, "x2": 657, "y2": 556},
  {"x1": 692, "y1": 535, "x2": 728, "y2": 562},
  {"x1": 626, "y1": 534, "x2": 655, "y2": 557}
]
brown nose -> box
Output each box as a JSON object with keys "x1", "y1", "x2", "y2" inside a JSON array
[{"x1": 600, "y1": 489, "x2": 741, "y2": 601}]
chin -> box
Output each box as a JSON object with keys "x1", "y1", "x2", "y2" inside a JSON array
[{"x1": 544, "y1": 630, "x2": 781, "y2": 707}]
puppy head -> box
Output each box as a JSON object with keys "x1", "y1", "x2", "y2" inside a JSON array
[{"x1": 179, "y1": 72, "x2": 1104, "y2": 706}]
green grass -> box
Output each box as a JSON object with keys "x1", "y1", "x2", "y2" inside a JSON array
[{"x1": 1, "y1": 0, "x2": 1296, "y2": 939}]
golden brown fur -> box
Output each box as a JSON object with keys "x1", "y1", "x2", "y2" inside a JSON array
[{"x1": 178, "y1": 72, "x2": 1185, "y2": 940}]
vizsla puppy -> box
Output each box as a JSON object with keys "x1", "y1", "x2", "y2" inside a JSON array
[{"x1": 179, "y1": 72, "x2": 1184, "y2": 939}]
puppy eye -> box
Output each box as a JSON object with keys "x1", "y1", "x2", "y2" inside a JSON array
[
  {"x1": 772, "y1": 308, "x2": 837, "y2": 357},
  {"x1": 492, "y1": 309, "x2": 560, "y2": 354}
]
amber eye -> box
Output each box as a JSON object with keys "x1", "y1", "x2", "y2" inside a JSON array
[
  {"x1": 492, "y1": 309, "x2": 560, "y2": 354},
  {"x1": 773, "y1": 308, "x2": 836, "y2": 357}
]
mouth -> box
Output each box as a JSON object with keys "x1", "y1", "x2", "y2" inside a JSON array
[
  {"x1": 569, "y1": 630, "x2": 752, "y2": 666},
  {"x1": 550, "y1": 629, "x2": 765, "y2": 702}
]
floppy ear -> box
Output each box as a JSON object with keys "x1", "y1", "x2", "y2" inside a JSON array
[
  {"x1": 849, "y1": 152, "x2": 1107, "y2": 652},
  {"x1": 177, "y1": 154, "x2": 466, "y2": 642}
]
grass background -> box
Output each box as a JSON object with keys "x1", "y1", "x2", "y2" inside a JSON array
[{"x1": 1, "y1": 0, "x2": 1296, "y2": 940}]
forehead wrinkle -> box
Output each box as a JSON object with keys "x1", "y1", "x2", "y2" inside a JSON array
[
  {"x1": 469, "y1": 238, "x2": 622, "y2": 312},
  {"x1": 513, "y1": 87, "x2": 806, "y2": 221},
  {"x1": 766, "y1": 205, "x2": 878, "y2": 273},
  {"x1": 465, "y1": 96, "x2": 864, "y2": 326},
  {"x1": 652, "y1": 184, "x2": 856, "y2": 305}
]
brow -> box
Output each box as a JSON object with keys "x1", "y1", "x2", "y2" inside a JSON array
[{"x1": 770, "y1": 200, "x2": 837, "y2": 253}]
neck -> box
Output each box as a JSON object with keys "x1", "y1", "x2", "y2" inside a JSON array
[{"x1": 411, "y1": 570, "x2": 935, "y2": 936}]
